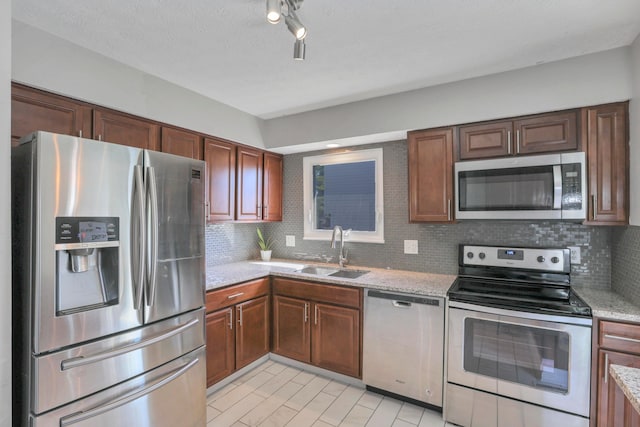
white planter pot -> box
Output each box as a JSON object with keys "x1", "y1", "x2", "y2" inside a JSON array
[{"x1": 260, "y1": 250, "x2": 272, "y2": 262}]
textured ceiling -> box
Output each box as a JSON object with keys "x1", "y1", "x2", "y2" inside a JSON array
[{"x1": 11, "y1": 0, "x2": 640, "y2": 119}]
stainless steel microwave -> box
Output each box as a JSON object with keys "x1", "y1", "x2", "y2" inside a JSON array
[{"x1": 454, "y1": 152, "x2": 586, "y2": 220}]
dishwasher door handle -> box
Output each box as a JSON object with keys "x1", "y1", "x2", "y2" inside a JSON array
[{"x1": 392, "y1": 301, "x2": 412, "y2": 308}]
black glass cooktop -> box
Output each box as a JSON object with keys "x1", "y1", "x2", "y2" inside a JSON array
[{"x1": 448, "y1": 276, "x2": 592, "y2": 318}]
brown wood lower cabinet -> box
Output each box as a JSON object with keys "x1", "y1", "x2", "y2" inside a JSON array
[
  {"x1": 272, "y1": 278, "x2": 362, "y2": 378},
  {"x1": 595, "y1": 319, "x2": 640, "y2": 426},
  {"x1": 205, "y1": 278, "x2": 270, "y2": 387}
]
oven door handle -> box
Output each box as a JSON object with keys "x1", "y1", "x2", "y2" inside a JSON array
[
  {"x1": 553, "y1": 165, "x2": 562, "y2": 210},
  {"x1": 448, "y1": 300, "x2": 593, "y2": 326}
]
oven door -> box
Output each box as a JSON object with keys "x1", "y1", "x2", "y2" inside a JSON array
[{"x1": 447, "y1": 302, "x2": 592, "y2": 417}]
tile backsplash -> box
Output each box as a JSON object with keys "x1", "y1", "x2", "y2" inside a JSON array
[
  {"x1": 206, "y1": 139, "x2": 615, "y2": 290},
  {"x1": 611, "y1": 226, "x2": 640, "y2": 305}
]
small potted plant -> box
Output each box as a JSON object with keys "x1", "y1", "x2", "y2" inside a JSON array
[{"x1": 256, "y1": 227, "x2": 274, "y2": 261}]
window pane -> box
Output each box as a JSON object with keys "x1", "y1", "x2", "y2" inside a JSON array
[{"x1": 313, "y1": 161, "x2": 376, "y2": 231}]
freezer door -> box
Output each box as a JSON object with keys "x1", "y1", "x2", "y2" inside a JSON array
[
  {"x1": 31, "y1": 308, "x2": 205, "y2": 415},
  {"x1": 143, "y1": 150, "x2": 205, "y2": 323},
  {"x1": 32, "y1": 346, "x2": 206, "y2": 427},
  {"x1": 16, "y1": 132, "x2": 144, "y2": 354}
]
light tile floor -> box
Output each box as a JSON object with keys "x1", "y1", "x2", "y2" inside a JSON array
[{"x1": 206, "y1": 360, "x2": 455, "y2": 427}]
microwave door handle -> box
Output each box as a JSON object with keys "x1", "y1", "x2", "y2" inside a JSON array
[{"x1": 553, "y1": 165, "x2": 562, "y2": 210}]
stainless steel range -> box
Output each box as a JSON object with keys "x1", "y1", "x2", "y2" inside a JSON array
[{"x1": 445, "y1": 245, "x2": 592, "y2": 427}]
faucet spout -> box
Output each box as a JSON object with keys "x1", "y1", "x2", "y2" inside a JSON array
[{"x1": 330, "y1": 225, "x2": 348, "y2": 268}]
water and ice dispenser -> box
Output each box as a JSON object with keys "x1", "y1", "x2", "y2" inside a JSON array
[{"x1": 55, "y1": 217, "x2": 120, "y2": 315}]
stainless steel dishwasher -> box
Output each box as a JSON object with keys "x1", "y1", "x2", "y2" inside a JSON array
[{"x1": 363, "y1": 289, "x2": 444, "y2": 408}]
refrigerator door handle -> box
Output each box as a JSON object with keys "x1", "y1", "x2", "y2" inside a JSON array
[
  {"x1": 59, "y1": 357, "x2": 200, "y2": 426},
  {"x1": 132, "y1": 165, "x2": 146, "y2": 311},
  {"x1": 146, "y1": 166, "x2": 159, "y2": 307},
  {"x1": 61, "y1": 318, "x2": 200, "y2": 371}
]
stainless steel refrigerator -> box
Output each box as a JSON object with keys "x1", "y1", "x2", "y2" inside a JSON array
[{"x1": 12, "y1": 131, "x2": 207, "y2": 426}]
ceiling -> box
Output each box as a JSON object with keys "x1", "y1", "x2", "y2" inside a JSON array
[{"x1": 11, "y1": 0, "x2": 640, "y2": 120}]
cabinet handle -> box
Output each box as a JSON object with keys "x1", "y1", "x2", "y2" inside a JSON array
[
  {"x1": 264, "y1": 205, "x2": 269, "y2": 219},
  {"x1": 227, "y1": 308, "x2": 233, "y2": 330},
  {"x1": 604, "y1": 334, "x2": 640, "y2": 345},
  {"x1": 592, "y1": 195, "x2": 597, "y2": 220},
  {"x1": 205, "y1": 202, "x2": 210, "y2": 221},
  {"x1": 507, "y1": 131, "x2": 511, "y2": 154},
  {"x1": 237, "y1": 305, "x2": 243, "y2": 327},
  {"x1": 516, "y1": 130, "x2": 521, "y2": 153},
  {"x1": 604, "y1": 353, "x2": 609, "y2": 384},
  {"x1": 98, "y1": 134, "x2": 102, "y2": 141},
  {"x1": 447, "y1": 199, "x2": 452, "y2": 221},
  {"x1": 304, "y1": 303, "x2": 309, "y2": 323},
  {"x1": 314, "y1": 305, "x2": 318, "y2": 325},
  {"x1": 78, "y1": 130, "x2": 83, "y2": 138},
  {"x1": 227, "y1": 292, "x2": 244, "y2": 300}
]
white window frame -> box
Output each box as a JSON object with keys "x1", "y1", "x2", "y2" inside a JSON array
[{"x1": 303, "y1": 148, "x2": 384, "y2": 244}]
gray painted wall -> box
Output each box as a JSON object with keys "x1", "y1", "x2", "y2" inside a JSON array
[
  {"x1": 2, "y1": 2, "x2": 11, "y2": 426},
  {"x1": 11, "y1": 20, "x2": 266, "y2": 148},
  {"x1": 263, "y1": 48, "x2": 633, "y2": 149},
  {"x1": 258, "y1": 141, "x2": 612, "y2": 289}
]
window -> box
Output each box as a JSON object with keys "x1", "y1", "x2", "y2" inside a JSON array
[{"x1": 303, "y1": 148, "x2": 384, "y2": 243}]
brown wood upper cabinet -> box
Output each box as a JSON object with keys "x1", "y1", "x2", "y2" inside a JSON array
[
  {"x1": 263, "y1": 152, "x2": 284, "y2": 221},
  {"x1": 408, "y1": 127, "x2": 455, "y2": 223},
  {"x1": 204, "y1": 137, "x2": 237, "y2": 222},
  {"x1": 584, "y1": 102, "x2": 629, "y2": 225},
  {"x1": 204, "y1": 139, "x2": 283, "y2": 223},
  {"x1": 11, "y1": 83, "x2": 92, "y2": 146},
  {"x1": 161, "y1": 126, "x2": 202, "y2": 160},
  {"x1": 458, "y1": 110, "x2": 578, "y2": 160},
  {"x1": 93, "y1": 108, "x2": 160, "y2": 150}
]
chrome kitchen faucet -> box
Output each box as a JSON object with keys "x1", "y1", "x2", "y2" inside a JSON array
[{"x1": 330, "y1": 225, "x2": 350, "y2": 268}]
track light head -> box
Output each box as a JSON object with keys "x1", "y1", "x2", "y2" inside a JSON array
[
  {"x1": 266, "y1": 0, "x2": 281, "y2": 24},
  {"x1": 285, "y1": 10, "x2": 307, "y2": 40},
  {"x1": 293, "y1": 39, "x2": 306, "y2": 60}
]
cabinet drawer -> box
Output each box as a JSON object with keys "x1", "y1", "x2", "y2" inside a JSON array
[
  {"x1": 599, "y1": 320, "x2": 640, "y2": 354},
  {"x1": 206, "y1": 278, "x2": 269, "y2": 312},
  {"x1": 272, "y1": 278, "x2": 361, "y2": 309}
]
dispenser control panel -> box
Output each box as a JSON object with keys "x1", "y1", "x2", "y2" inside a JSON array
[{"x1": 56, "y1": 217, "x2": 119, "y2": 245}]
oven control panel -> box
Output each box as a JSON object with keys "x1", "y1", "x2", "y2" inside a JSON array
[{"x1": 461, "y1": 245, "x2": 570, "y2": 272}]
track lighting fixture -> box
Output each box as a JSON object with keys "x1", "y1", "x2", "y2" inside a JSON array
[
  {"x1": 266, "y1": 0, "x2": 281, "y2": 24},
  {"x1": 266, "y1": 0, "x2": 308, "y2": 60},
  {"x1": 285, "y1": 9, "x2": 307, "y2": 40},
  {"x1": 293, "y1": 39, "x2": 306, "y2": 60}
]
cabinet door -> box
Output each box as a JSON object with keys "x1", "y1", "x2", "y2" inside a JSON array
[
  {"x1": 312, "y1": 303, "x2": 360, "y2": 378},
  {"x1": 263, "y1": 152, "x2": 283, "y2": 222},
  {"x1": 235, "y1": 296, "x2": 270, "y2": 369},
  {"x1": 272, "y1": 295, "x2": 311, "y2": 363},
  {"x1": 204, "y1": 137, "x2": 236, "y2": 222},
  {"x1": 458, "y1": 120, "x2": 512, "y2": 159},
  {"x1": 11, "y1": 83, "x2": 92, "y2": 146},
  {"x1": 408, "y1": 128, "x2": 454, "y2": 223},
  {"x1": 205, "y1": 308, "x2": 235, "y2": 387},
  {"x1": 93, "y1": 108, "x2": 160, "y2": 150},
  {"x1": 161, "y1": 127, "x2": 202, "y2": 159},
  {"x1": 596, "y1": 349, "x2": 640, "y2": 427},
  {"x1": 514, "y1": 110, "x2": 578, "y2": 155},
  {"x1": 236, "y1": 146, "x2": 263, "y2": 221},
  {"x1": 585, "y1": 103, "x2": 628, "y2": 225}
]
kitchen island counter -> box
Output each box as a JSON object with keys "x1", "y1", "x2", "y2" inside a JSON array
[
  {"x1": 610, "y1": 364, "x2": 640, "y2": 417},
  {"x1": 206, "y1": 259, "x2": 456, "y2": 298}
]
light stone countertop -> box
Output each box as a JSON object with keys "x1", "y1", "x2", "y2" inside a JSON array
[
  {"x1": 206, "y1": 259, "x2": 640, "y2": 322},
  {"x1": 610, "y1": 364, "x2": 640, "y2": 416},
  {"x1": 574, "y1": 288, "x2": 640, "y2": 323},
  {"x1": 206, "y1": 259, "x2": 456, "y2": 298}
]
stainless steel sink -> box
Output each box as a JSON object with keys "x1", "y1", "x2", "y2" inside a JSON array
[
  {"x1": 296, "y1": 266, "x2": 340, "y2": 276},
  {"x1": 296, "y1": 266, "x2": 369, "y2": 279},
  {"x1": 329, "y1": 269, "x2": 369, "y2": 279}
]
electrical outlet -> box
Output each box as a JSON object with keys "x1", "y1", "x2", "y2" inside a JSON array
[
  {"x1": 404, "y1": 240, "x2": 419, "y2": 254},
  {"x1": 568, "y1": 246, "x2": 581, "y2": 264},
  {"x1": 285, "y1": 235, "x2": 296, "y2": 247}
]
